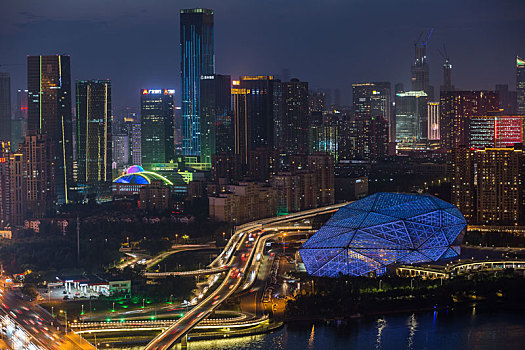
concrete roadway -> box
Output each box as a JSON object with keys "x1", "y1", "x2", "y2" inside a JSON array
[
  {"x1": 0, "y1": 287, "x2": 95, "y2": 350},
  {"x1": 144, "y1": 203, "x2": 347, "y2": 350}
]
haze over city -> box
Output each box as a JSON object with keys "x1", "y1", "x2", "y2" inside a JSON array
[{"x1": 1, "y1": 0, "x2": 524, "y2": 107}]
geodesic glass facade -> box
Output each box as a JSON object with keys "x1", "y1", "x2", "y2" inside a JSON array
[{"x1": 299, "y1": 193, "x2": 466, "y2": 277}]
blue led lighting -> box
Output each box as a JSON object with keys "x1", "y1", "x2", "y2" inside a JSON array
[{"x1": 299, "y1": 193, "x2": 467, "y2": 277}]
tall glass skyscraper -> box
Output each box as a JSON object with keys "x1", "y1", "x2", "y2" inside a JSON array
[
  {"x1": 76, "y1": 80, "x2": 112, "y2": 184},
  {"x1": 395, "y1": 91, "x2": 428, "y2": 145},
  {"x1": 180, "y1": 8, "x2": 215, "y2": 156},
  {"x1": 200, "y1": 74, "x2": 231, "y2": 164},
  {"x1": 517, "y1": 56, "x2": 525, "y2": 116},
  {"x1": 140, "y1": 89, "x2": 175, "y2": 167},
  {"x1": 0, "y1": 73, "x2": 11, "y2": 143},
  {"x1": 27, "y1": 55, "x2": 73, "y2": 205}
]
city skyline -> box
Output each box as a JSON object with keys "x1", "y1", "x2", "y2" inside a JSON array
[{"x1": 1, "y1": 0, "x2": 524, "y2": 109}]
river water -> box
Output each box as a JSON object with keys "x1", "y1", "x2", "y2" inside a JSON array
[{"x1": 113, "y1": 306, "x2": 525, "y2": 349}]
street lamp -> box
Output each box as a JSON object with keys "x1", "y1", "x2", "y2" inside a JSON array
[
  {"x1": 142, "y1": 298, "x2": 145, "y2": 308},
  {"x1": 60, "y1": 310, "x2": 68, "y2": 334},
  {"x1": 283, "y1": 233, "x2": 287, "y2": 255},
  {"x1": 175, "y1": 234, "x2": 179, "y2": 245}
]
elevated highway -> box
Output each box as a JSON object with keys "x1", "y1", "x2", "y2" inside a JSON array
[{"x1": 144, "y1": 203, "x2": 347, "y2": 349}]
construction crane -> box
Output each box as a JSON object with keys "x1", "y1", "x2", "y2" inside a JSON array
[{"x1": 415, "y1": 28, "x2": 434, "y2": 48}]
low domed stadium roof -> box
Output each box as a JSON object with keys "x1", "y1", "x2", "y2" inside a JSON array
[
  {"x1": 113, "y1": 165, "x2": 173, "y2": 185},
  {"x1": 299, "y1": 192, "x2": 467, "y2": 277}
]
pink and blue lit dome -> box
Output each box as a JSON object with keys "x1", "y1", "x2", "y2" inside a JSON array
[
  {"x1": 113, "y1": 165, "x2": 173, "y2": 185},
  {"x1": 299, "y1": 193, "x2": 466, "y2": 277}
]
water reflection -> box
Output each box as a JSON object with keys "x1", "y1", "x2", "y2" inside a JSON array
[
  {"x1": 308, "y1": 324, "x2": 315, "y2": 349},
  {"x1": 406, "y1": 313, "x2": 418, "y2": 350},
  {"x1": 375, "y1": 317, "x2": 387, "y2": 349},
  {"x1": 105, "y1": 308, "x2": 525, "y2": 350}
]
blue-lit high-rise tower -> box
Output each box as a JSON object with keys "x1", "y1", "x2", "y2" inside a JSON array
[{"x1": 180, "y1": 8, "x2": 215, "y2": 157}]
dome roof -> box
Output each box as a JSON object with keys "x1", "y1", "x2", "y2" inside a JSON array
[
  {"x1": 113, "y1": 166, "x2": 173, "y2": 185},
  {"x1": 299, "y1": 193, "x2": 467, "y2": 277}
]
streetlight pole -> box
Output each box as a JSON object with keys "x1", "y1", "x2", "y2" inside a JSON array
[
  {"x1": 283, "y1": 233, "x2": 287, "y2": 256},
  {"x1": 142, "y1": 298, "x2": 145, "y2": 308}
]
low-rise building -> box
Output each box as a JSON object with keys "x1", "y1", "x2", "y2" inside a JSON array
[{"x1": 209, "y1": 182, "x2": 277, "y2": 224}]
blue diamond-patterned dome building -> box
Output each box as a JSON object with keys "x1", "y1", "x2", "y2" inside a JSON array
[{"x1": 299, "y1": 193, "x2": 467, "y2": 277}]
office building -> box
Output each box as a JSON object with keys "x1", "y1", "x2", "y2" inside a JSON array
[
  {"x1": 76, "y1": 80, "x2": 112, "y2": 184},
  {"x1": 0, "y1": 142, "x2": 10, "y2": 228},
  {"x1": 232, "y1": 76, "x2": 282, "y2": 164},
  {"x1": 0, "y1": 73, "x2": 11, "y2": 143},
  {"x1": 309, "y1": 90, "x2": 327, "y2": 113},
  {"x1": 518, "y1": 56, "x2": 525, "y2": 116},
  {"x1": 469, "y1": 115, "x2": 523, "y2": 149},
  {"x1": 27, "y1": 55, "x2": 73, "y2": 205},
  {"x1": 352, "y1": 82, "x2": 392, "y2": 141},
  {"x1": 395, "y1": 91, "x2": 428, "y2": 145},
  {"x1": 10, "y1": 134, "x2": 55, "y2": 225},
  {"x1": 427, "y1": 102, "x2": 440, "y2": 140},
  {"x1": 281, "y1": 78, "x2": 309, "y2": 155},
  {"x1": 308, "y1": 117, "x2": 339, "y2": 161},
  {"x1": 200, "y1": 74, "x2": 231, "y2": 163},
  {"x1": 131, "y1": 122, "x2": 141, "y2": 165},
  {"x1": 180, "y1": 8, "x2": 215, "y2": 156},
  {"x1": 141, "y1": 89, "x2": 175, "y2": 166},
  {"x1": 113, "y1": 134, "x2": 130, "y2": 169},
  {"x1": 12, "y1": 89, "x2": 28, "y2": 150},
  {"x1": 440, "y1": 91, "x2": 499, "y2": 150}
]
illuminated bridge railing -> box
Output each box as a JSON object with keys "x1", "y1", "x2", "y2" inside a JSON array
[
  {"x1": 397, "y1": 260, "x2": 525, "y2": 279},
  {"x1": 144, "y1": 266, "x2": 229, "y2": 278},
  {"x1": 72, "y1": 314, "x2": 267, "y2": 332}
]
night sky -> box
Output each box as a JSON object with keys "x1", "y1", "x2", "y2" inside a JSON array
[{"x1": 1, "y1": 0, "x2": 524, "y2": 110}]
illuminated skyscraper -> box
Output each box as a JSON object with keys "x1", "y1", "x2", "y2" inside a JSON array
[
  {"x1": 517, "y1": 56, "x2": 525, "y2": 115},
  {"x1": 468, "y1": 115, "x2": 523, "y2": 149},
  {"x1": 0, "y1": 73, "x2": 11, "y2": 143},
  {"x1": 27, "y1": 55, "x2": 73, "y2": 205},
  {"x1": 232, "y1": 76, "x2": 282, "y2": 164},
  {"x1": 131, "y1": 122, "x2": 141, "y2": 165},
  {"x1": 10, "y1": 134, "x2": 55, "y2": 224},
  {"x1": 427, "y1": 102, "x2": 440, "y2": 140},
  {"x1": 76, "y1": 80, "x2": 112, "y2": 185},
  {"x1": 140, "y1": 89, "x2": 175, "y2": 166},
  {"x1": 180, "y1": 8, "x2": 214, "y2": 156},
  {"x1": 281, "y1": 78, "x2": 309, "y2": 155},
  {"x1": 440, "y1": 91, "x2": 499, "y2": 150},
  {"x1": 12, "y1": 89, "x2": 28, "y2": 150},
  {"x1": 0, "y1": 141, "x2": 10, "y2": 227},
  {"x1": 352, "y1": 82, "x2": 392, "y2": 141},
  {"x1": 200, "y1": 74, "x2": 231, "y2": 163},
  {"x1": 395, "y1": 91, "x2": 428, "y2": 145}
]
